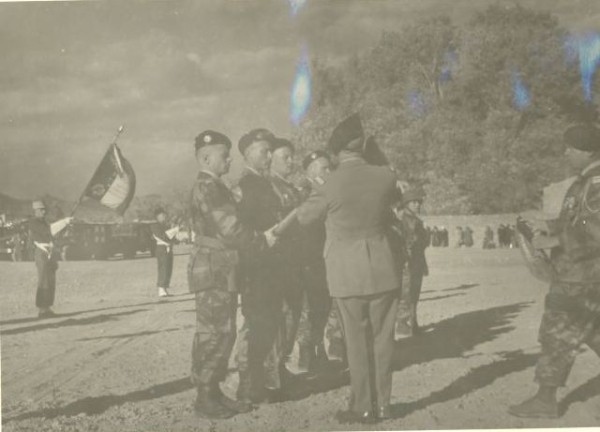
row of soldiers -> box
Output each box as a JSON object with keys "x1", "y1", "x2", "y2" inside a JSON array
[{"x1": 186, "y1": 115, "x2": 430, "y2": 422}]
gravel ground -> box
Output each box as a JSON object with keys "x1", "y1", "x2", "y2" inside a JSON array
[{"x1": 1, "y1": 247, "x2": 599, "y2": 431}]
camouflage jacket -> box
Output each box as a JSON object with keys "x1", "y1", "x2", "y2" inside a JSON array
[
  {"x1": 551, "y1": 159, "x2": 600, "y2": 283},
  {"x1": 188, "y1": 170, "x2": 265, "y2": 292}
]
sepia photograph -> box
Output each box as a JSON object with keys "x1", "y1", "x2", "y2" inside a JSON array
[{"x1": 1, "y1": 0, "x2": 599, "y2": 431}]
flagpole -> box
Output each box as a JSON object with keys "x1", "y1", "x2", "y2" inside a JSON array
[{"x1": 69, "y1": 125, "x2": 125, "y2": 217}]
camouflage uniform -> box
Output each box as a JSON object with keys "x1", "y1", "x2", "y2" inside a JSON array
[
  {"x1": 188, "y1": 170, "x2": 265, "y2": 389},
  {"x1": 535, "y1": 159, "x2": 600, "y2": 386}
]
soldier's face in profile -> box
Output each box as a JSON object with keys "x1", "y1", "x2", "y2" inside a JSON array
[
  {"x1": 34, "y1": 207, "x2": 46, "y2": 218},
  {"x1": 271, "y1": 147, "x2": 294, "y2": 177},
  {"x1": 407, "y1": 200, "x2": 422, "y2": 214},
  {"x1": 208, "y1": 144, "x2": 232, "y2": 176},
  {"x1": 307, "y1": 157, "x2": 331, "y2": 182},
  {"x1": 244, "y1": 140, "x2": 272, "y2": 173}
]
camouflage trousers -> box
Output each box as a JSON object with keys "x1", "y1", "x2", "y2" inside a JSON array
[
  {"x1": 396, "y1": 268, "x2": 420, "y2": 330},
  {"x1": 191, "y1": 289, "x2": 237, "y2": 386},
  {"x1": 535, "y1": 282, "x2": 600, "y2": 387}
]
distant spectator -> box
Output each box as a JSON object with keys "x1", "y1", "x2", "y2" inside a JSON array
[
  {"x1": 482, "y1": 226, "x2": 496, "y2": 249},
  {"x1": 462, "y1": 226, "x2": 474, "y2": 247}
]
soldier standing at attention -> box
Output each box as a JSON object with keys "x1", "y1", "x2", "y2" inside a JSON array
[
  {"x1": 151, "y1": 208, "x2": 176, "y2": 298},
  {"x1": 188, "y1": 130, "x2": 276, "y2": 419},
  {"x1": 235, "y1": 128, "x2": 286, "y2": 403},
  {"x1": 29, "y1": 200, "x2": 72, "y2": 318},
  {"x1": 268, "y1": 137, "x2": 305, "y2": 370},
  {"x1": 296, "y1": 113, "x2": 402, "y2": 424},
  {"x1": 509, "y1": 123, "x2": 600, "y2": 418},
  {"x1": 393, "y1": 187, "x2": 429, "y2": 338}
]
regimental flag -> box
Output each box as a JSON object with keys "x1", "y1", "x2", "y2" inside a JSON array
[{"x1": 82, "y1": 143, "x2": 136, "y2": 215}]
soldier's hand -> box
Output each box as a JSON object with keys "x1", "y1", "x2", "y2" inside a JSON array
[{"x1": 264, "y1": 228, "x2": 278, "y2": 248}]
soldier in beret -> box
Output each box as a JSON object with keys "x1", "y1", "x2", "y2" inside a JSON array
[
  {"x1": 296, "y1": 113, "x2": 402, "y2": 424},
  {"x1": 235, "y1": 128, "x2": 288, "y2": 403},
  {"x1": 267, "y1": 138, "x2": 305, "y2": 372},
  {"x1": 188, "y1": 130, "x2": 276, "y2": 419},
  {"x1": 393, "y1": 186, "x2": 428, "y2": 338},
  {"x1": 509, "y1": 123, "x2": 600, "y2": 419},
  {"x1": 296, "y1": 150, "x2": 346, "y2": 371}
]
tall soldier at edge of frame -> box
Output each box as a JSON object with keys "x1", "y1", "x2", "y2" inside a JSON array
[
  {"x1": 509, "y1": 123, "x2": 600, "y2": 419},
  {"x1": 296, "y1": 113, "x2": 402, "y2": 424},
  {"x1": 188, "y1": 130, "x2": 276, "y2": 419}
]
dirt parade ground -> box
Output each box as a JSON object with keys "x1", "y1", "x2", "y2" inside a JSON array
[{"x1": 1, "y1": 247, "x2": 599, "y2": 432}]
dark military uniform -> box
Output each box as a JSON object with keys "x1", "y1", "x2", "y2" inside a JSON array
[
  {"x1": 29, "y1": 217, "x2": 58, "y2": 309},
  {"x1": 395, "y1": 206, "x2": 429, "y2": 335},
  {"x1": 151, "y1": 221, "x2": 175, "y2": 291},
  {"x1": 270, "y1": 173, "x2": 304, "y2": 360},
  {"x1": 236, "y1": 167, "x2": 286, "y2": 393},
  {"x1": 188, "y1": 169, "x2": 266, "y2": 391},
  {"x1": 534, "y1": 158, "x2": 600, "y2": 387}
]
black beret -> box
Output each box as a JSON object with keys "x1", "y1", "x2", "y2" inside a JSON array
[
  {"x1": 564, "y1": 123, "x2": 600, "y2": 152},
  {"x1": 302, "y1": 150, "x2": 330, "y2": 170},
  {"x1": 271, "y1": 137, "x2": 294, "y2": 153},
  {"x1": 195, "y1": 130, "x2": 231, "y2": 151},
  {"x1": 238, "y1": 128, "x2": 275, "y2": 155},
  {"x1": 327, "y1": 113, "x2": 364, "y2": 155}
]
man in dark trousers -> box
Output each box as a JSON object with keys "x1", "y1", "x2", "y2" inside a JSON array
[
  {"x1": 235, "y1": 128, "x2": 287, "y2": 403},
  {"x1": 188, "y1": 130, "x2": 276, "y2": 419},
  {"x1": 29, "y1": 200, "x2": 72, "y2": 318},
  {"x1": 151, "y1": 208, "x2": 177, "y2": 298},
  {"x1": 297, "y1": 113, "x2": 402, "y2": 424},
  {"x1": 509, "y1": 123, "x2": 600, "y2": 418}
]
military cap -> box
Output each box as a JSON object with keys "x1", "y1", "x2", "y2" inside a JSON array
[
  {"x1": 32, "y1": 200, "x2": 46, "y2": 210},
  {"x1": 402, "y1": 187, "x2": 426, "y2": 205},
  {"x1": 238, "y1": 128, "x2": 275, "y2": 155},
  {"x1": 327, "y1": 113, "x2": 365, "y2": 155},
  {"x1": 195, "y1": 130, "x2": 231, "y2": 151},
  {"x1": 564, "y1": 123, "x2": 600, "y2": 152},
  {"x1": 271, "y1": 137, "x2": 294, "y2": 154},
  {"x1": 302, "y1": 150, "x2": 330, "y2": 170}
]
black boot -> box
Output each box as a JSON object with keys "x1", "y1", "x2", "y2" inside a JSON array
[
  {"x1": 508, "y1": 386, "x2": 559, "y2": 419},
  {"x1": 210, "y1": 382, "x2": 253, "y2": 413},
  {"x1": 194, "y1": 385, "x2": 236, "y2": 419}
]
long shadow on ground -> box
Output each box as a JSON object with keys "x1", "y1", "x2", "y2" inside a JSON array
[
  {"x1": 282, "y1": 302, "x2": 533, "y2": 403},
  {"x1": 0, "y1": 309, "x2": 148, "y2": 336},
  {"x1": 0, "y1": 297, "x2": 193, "y2": 327},
  {"x1": 559, "y1": 373, "x2": 600, "y2": 416},
  {"x1": 2, "y1": 377, "x2": 193, "y2": 424},
  {"x1": 422, "y1": 283, "x2": 479, "y2": 295}
]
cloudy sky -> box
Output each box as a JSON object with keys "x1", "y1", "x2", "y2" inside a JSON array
[{"x1": 1, "y1": 0, "x2": 598, "y2": 200}]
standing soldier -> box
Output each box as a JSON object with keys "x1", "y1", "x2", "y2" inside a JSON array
[
  {"x1": 296, "y1": 150, "x2": 345, "y2": 372},
  {"x1": 151, "y1": 208, "x2": 177, "y2": 298},
  {"x1": 188, "y1": 130, "x2": 276, "y2": 419},
  {"x1": 509, "y1": 123, "x2": 600, "y2": 418},
  {"x1": 268, "y1": 138, "x2": 305, "y2": 370},
  {"x1": 296, "y1": 113, "x2": 402, "y2": 424},
  {"x1": 394, "y1": 187, "x2": 429, "y2": 338},
  {"x1": 235, "y1": 128, "x2": 286, "y2": 403},
  {"x1": 29, "y1": 200, "x2": 72, "y2": 318}
]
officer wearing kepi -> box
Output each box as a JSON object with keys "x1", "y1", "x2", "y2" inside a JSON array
[
  {"x1": 297, "y1": 113, "x2": 402, "y2": 424},
  {"x1": 29, "y1": 200, "x2": 72, "y2": 318},
  {"x1": 188, "y1": 130, "x2": 276, "y2": 419},
  {"x1": 235, "y1": 128, "x2": 286, "y2": 403},
  {"x1": 509, "y1": 123, "x2": 600, "y2": 419}
]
